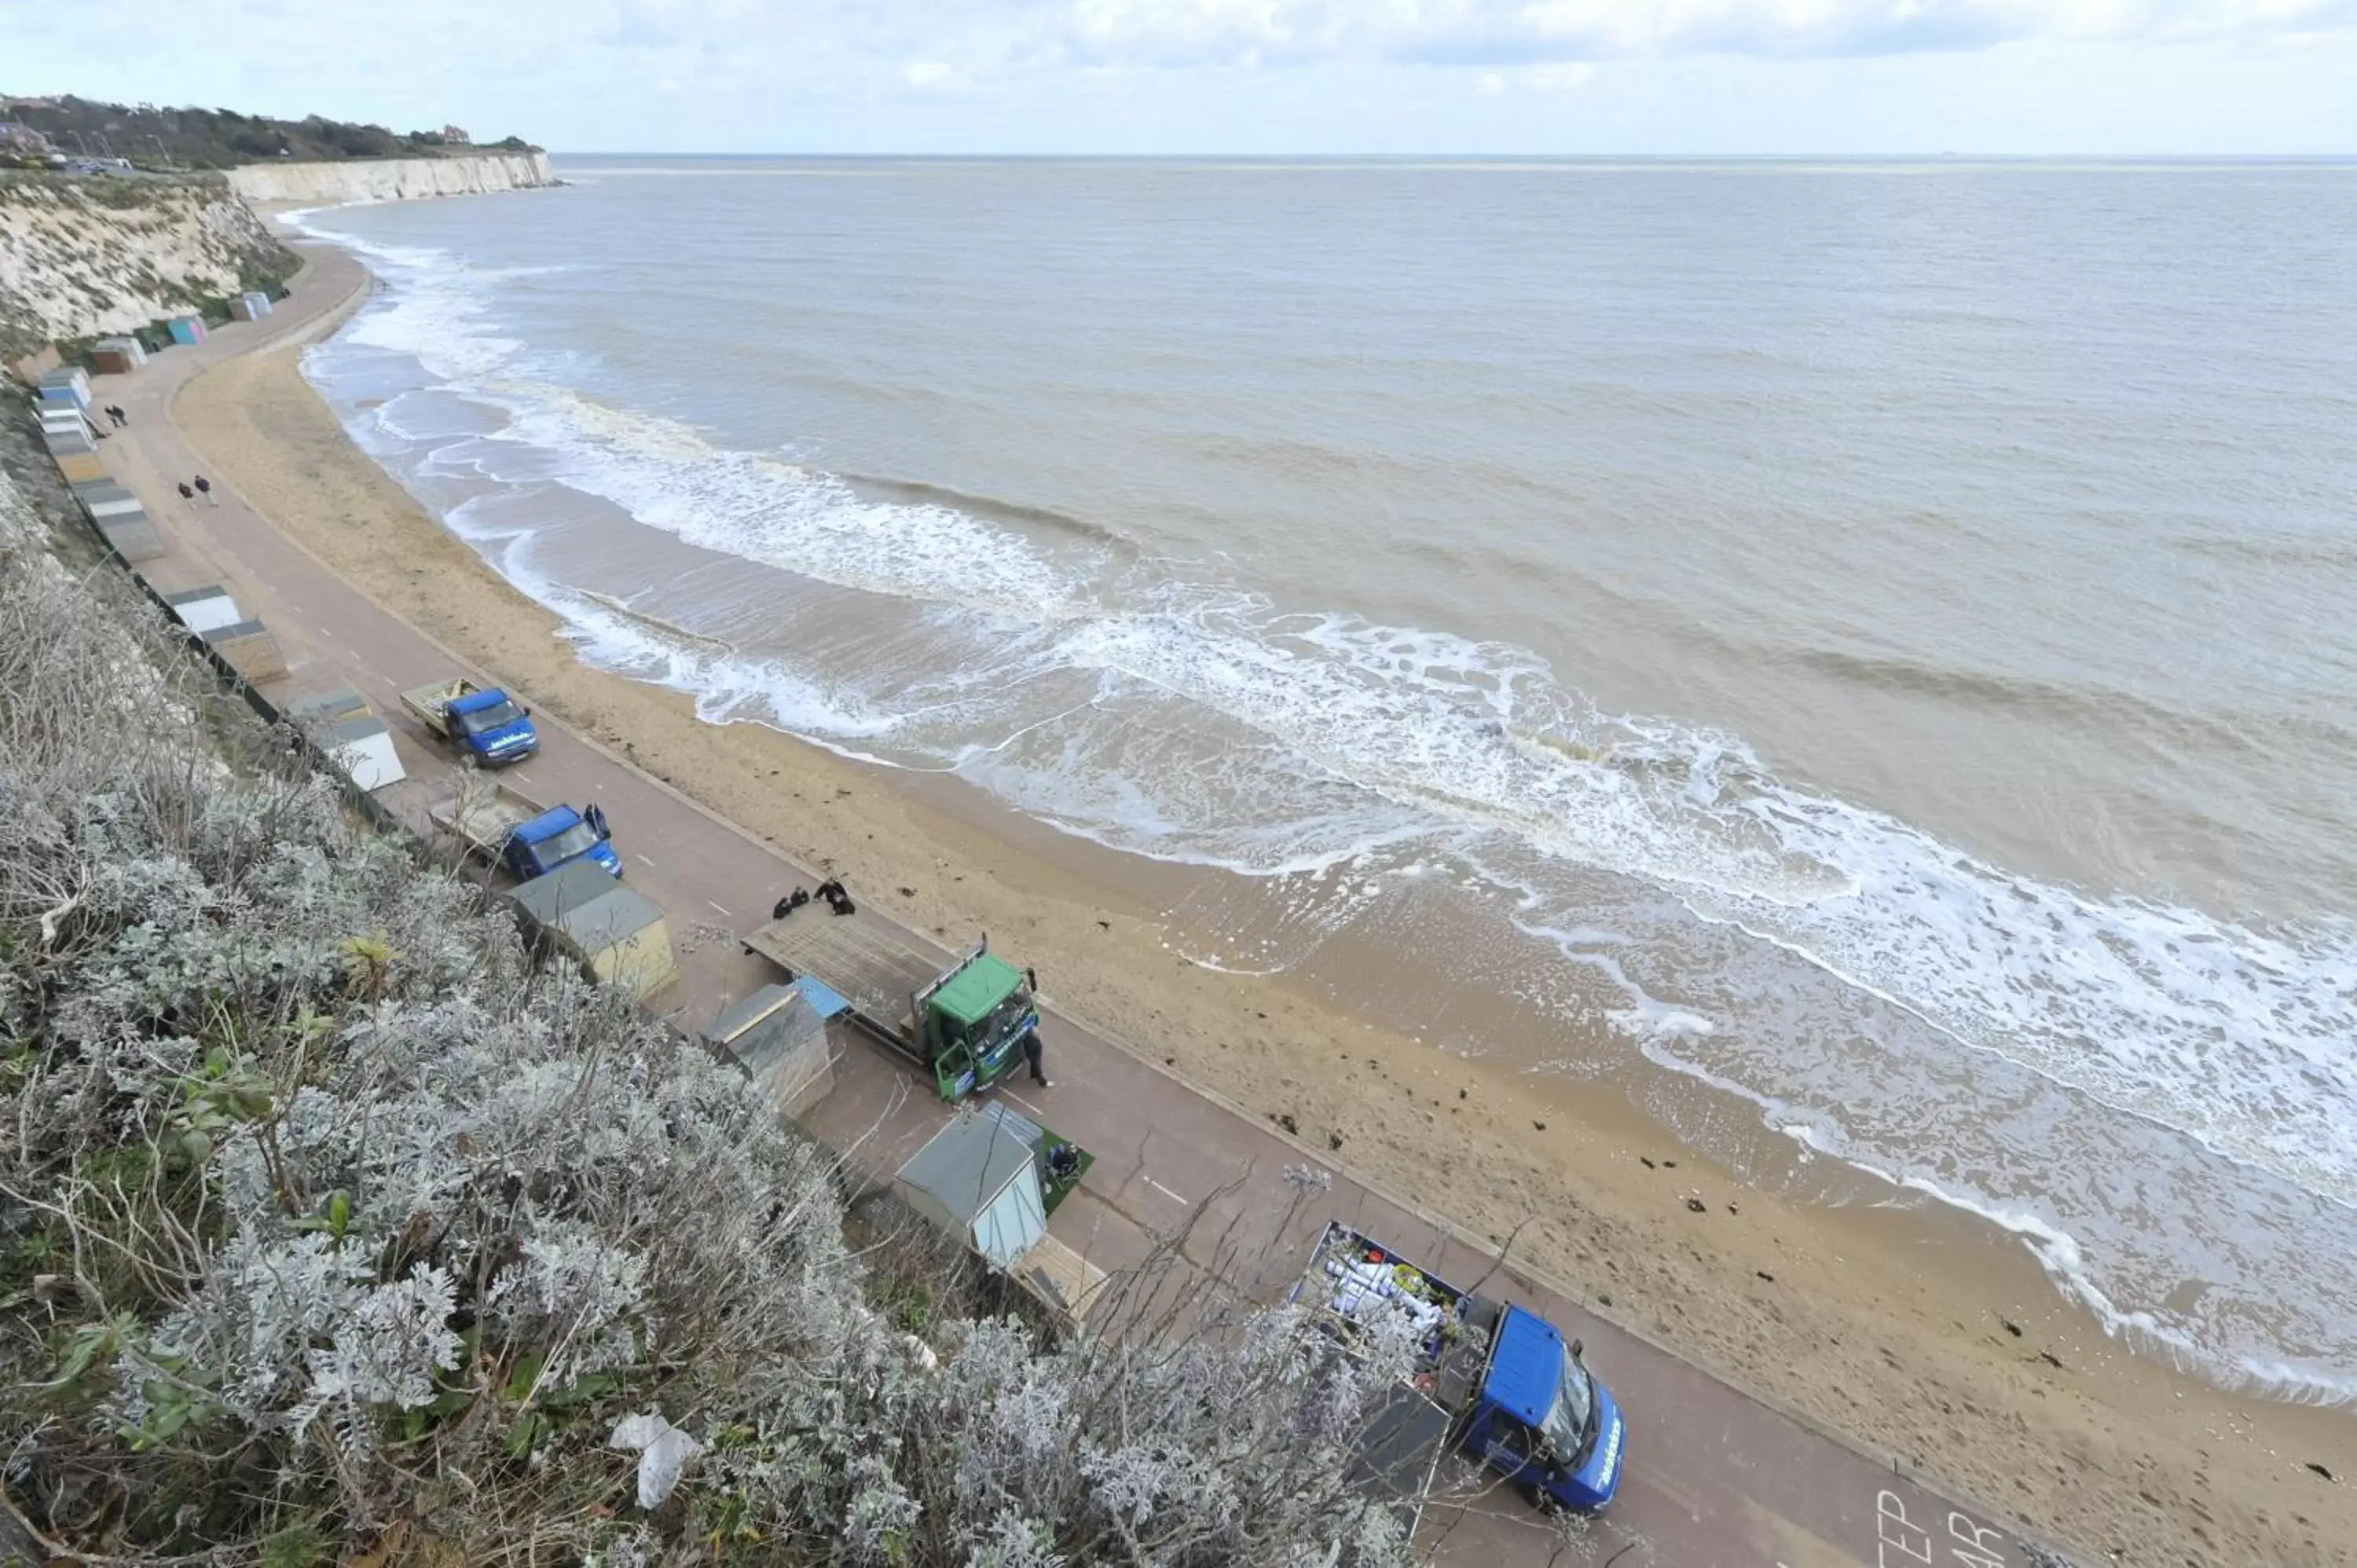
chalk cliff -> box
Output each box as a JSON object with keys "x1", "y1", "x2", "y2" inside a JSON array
[
  {"x1": 223, "y1": 151, "x2": 557, "y2": 205},
  {"x1": 0, "y1": 174, "x2": 295, "y2": 358}
]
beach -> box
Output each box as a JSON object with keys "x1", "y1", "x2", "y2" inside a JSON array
[{"x1": 164, "y1": 230, "x2": 2357, "y2": 1566}]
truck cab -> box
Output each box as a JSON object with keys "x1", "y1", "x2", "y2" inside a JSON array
[
  {"x1": 917, "y1": 951, "x2": 1038, "y2": 1100},
  {"x1": 1457, "y1": 1302, "x2": 1626, "y2": 1512},
  {"x1": 505, "y1": 804, "x2": 620, "y2": 881},
  {"x1": 447, "y1": 688, "x2": 538, "y2": 766}
]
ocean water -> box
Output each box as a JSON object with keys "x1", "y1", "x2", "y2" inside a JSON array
[{"x1": 293, "y1": 157, "x2": 2357, "y2": 1404}]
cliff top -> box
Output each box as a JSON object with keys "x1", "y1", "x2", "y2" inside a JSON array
[{"x1": 0, "y1": 93, "x2": 540, "y2": 170}]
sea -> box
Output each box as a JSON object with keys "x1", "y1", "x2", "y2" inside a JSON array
[{"x1": 290, "y1": 156, "x2": 2357, "y2": 1406}]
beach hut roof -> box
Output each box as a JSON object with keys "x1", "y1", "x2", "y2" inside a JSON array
[{"x1": 508, "y1": 859, "x2": 662, "y2": 951}]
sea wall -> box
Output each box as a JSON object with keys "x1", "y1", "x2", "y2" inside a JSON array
[
  {"x1": 223, "y1": 151, "x2": 556, "y2": 205},
  {"x1": 0, "y1": 174, "x2": 295, "y2": 359}
]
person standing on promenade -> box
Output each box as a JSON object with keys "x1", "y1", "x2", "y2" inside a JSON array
[
  {"x1": 1022, "y1": 1027, "x2": 1051, "y2": 1089},
  {"x1": 176, "y1": 482, "x2": 195, "y2": 508},
  {"x1": 105, "y1": 405, "x2": 126, "y2": 427},
  {"x1": 192, "y1": 475, "x2": 218, "y2": 507}
]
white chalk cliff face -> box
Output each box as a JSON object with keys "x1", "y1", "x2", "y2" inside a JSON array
[
  {"x1": 0, "y1": 177, "x2": 293, "y2": 352},
  {"x1": 223, "y1": 152, "x2": 556, "y2": 204}
]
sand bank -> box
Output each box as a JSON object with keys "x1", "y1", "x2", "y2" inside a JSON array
[{"x1": 170, "y1": 244, "x2": 2355, "y2": 1566}]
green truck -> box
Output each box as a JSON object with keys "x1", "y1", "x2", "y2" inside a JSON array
[{"x1": 743, "y1": 913, "x2": 1039, "y2": 1101}]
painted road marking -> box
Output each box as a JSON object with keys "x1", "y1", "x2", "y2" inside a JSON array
[
  {"x1": 1001, "y1": 1090, "x2": 1043, "y2": 1118},
  {"x1": 1874, "y1": 1489, "x2": 2014, "y2": 1568},
  {"x1": 707, "y1": 900, "x2": 732, "y2": 917},
  {"x1": 1145, "y1": 1176, "x2": 1188, "y2": 1205},
  {"x1": 635, "y1": 853, "x2": 657, "y2": 869}
]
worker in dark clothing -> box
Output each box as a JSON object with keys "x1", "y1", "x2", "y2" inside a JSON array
[
  {"x1": 1022, "y1": 1028, "x2": 1050, "y2": 1089},
  {"x1": 771, "y1": 888, "x2": 811, "y2": 921},
  {"x1": 192, "y1": 474, "x2": 217, "y2": 507},
  {"x1": 105, "y1": 405, "x2": 127, "y2": 427},
  {"x1": 815, "y1": 879, "x2": 856, "y2": 916},
  {"x1": 176, "y1": 482, "x2": 196, "y2": 507}
]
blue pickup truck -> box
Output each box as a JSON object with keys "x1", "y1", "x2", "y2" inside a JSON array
[
  {"x1": 1293, "y1": 1222, "x2": 1626, "y2": 1529},
  {"x1": 401, "y1": 677, "x2": 539, "y2": 768}
]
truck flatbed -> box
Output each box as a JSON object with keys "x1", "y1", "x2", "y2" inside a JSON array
[
  {"x1": 429, "y1": 782, "x2": 547, "y2": 859},
  {"x1": 399, "y1": 678, "x2": 475, "y2": 738},
  {"x1": 743, "y1": 914, "x2": 949, "y2": 1040}
]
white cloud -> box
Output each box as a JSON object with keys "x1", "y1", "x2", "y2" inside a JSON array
[
  {"x1": 1031, "y1": 1, "x2": 2357, "y2": 68},
  {"x1": 6, "y1": 0, "x2": 2354, "y2": 152}
]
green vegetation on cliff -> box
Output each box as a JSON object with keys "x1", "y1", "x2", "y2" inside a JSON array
[
  {"x1": 0, "y1": 433, "x2": 1424, "y2": 1565},
  {"x1": 2, "y1": 95, "x2": 537, "y2": 170}
]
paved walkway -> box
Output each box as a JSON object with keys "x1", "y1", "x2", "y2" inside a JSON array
[{"x1": 81, "y1": 240, "x2": 2051, "y2": 1568}]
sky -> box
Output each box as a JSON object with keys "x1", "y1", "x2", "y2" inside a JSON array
[{"x1": 9, "y1": 1, "x2": 2357, "y2": 155}]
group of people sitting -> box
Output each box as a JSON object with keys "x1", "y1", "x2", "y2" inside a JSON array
[{"x1": 772, "y1": 878, "x2": 856, "y2": 921}]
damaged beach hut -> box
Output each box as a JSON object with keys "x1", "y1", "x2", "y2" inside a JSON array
[
  {"x1": 318, "y1": 715, "x2": 406, "y2": 792},
  {"x1": 203, "y1": 619, "x2": 288, "y2": 683},
  {"x1": 706, "y1": 982, "x2": 838, "y2": 1116},
  {"x1": 506, "y1": 858, "x2": 678, "y2": 999}
]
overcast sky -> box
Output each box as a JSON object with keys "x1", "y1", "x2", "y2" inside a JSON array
[{"x1": 13, "y1": 1, "x2": 2357, "y2": 155}]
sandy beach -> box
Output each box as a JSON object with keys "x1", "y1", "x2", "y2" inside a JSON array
[{"x1": 168, "y1": 240, "x2": 2355, "y2": 1566}]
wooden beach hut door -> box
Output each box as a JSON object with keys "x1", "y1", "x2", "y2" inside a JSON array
[{"x1": 973, "y1": 1167, "x2": 1047, "y2": 1269}]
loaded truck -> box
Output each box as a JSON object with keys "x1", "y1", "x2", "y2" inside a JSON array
[
  {"x1": 430, "y1": 781, "x2": 620, "y2": 882},
  {"x1": 401, "y1": 677, "x2": 539, "y2": 767},
  {"x1": 743, "y1": 913, "x2": 1037, "y2": 1101},
  {"x1": 1292, "y1": 1222, "x2": 1626, "y2": 1530}
]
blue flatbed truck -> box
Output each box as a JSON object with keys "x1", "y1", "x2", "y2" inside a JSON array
[
  {"x1": 1292, "y1": 1221, "x2": 1627, "y2": 1530},
  {"x1": 430, "y1": 782, "x2": 620, "y2": 882},
  {"x1": 401, "y1": 677, "x2": 540, "y2": 767}
]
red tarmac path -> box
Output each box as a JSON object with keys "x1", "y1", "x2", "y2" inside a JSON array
[{"x1": 78, "y1": 234, "x2": 2059, "y2": 1568}]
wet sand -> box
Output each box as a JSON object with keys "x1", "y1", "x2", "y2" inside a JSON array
[{"x1": 170, "y1": 243, "x2": 2357, "y2": 1566}]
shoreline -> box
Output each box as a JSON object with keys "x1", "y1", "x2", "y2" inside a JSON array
[{"x1": 172, "y1": 234, "x2": 2356, "y2": 1564}]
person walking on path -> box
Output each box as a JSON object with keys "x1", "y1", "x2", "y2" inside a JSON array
[
  {"x1": 176, "y1": 482, "x2": 196, "y2": 508},
  {"x1": 1021, "y1": 1027, "x2": 1051, "y2": 1089},
  {"x1": 104, "y1": 405, "x2": 126, "y2": 428},
  {"x1": 192, "y1": 475, "x2": 217, "y2": 507}
]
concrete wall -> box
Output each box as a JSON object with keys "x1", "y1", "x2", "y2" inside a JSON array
[{"x1": 224, "y1": 152, "x2": 556, "y2": 205}]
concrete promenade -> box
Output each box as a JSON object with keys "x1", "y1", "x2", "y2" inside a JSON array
[{"x1": 81, "y1": 238, "x2": 2051, "y2": 1568}]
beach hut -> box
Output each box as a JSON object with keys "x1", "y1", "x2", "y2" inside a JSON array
[
  {"x1": 506, "y1": 859, "x2": 678, "y2": 999},
  {"x1": 73, "y1": 483, "x2": 143, "y2": 522},
  {"x1": 96, "y1": 513, "x2": 164, "y2": 562},
  {"x1": 163, "y1": 585, "x2": 244, "y2": 635},
  {"x1": 229, "y1": 291, "x2": 274, "y2": 322},
  {"x1": 204, "y1": 619, "x2": 289, "y2": 683},
  {"x1": 706, "y1": 982, "x2": 837, "y2": 1116},
  {"x1": 284, "y1": 686, "x2": 375, "y2": 727},
  {"x1": 896, "y1": 1101, "x2": 1049, "y2": 1269},
  {"x1": 90, "y1": 337, "x2": 147, "y2": 374},
  {"x1": 51, "y1": 447, "x2": 107, "y2": 485},
  {"x1": 166, "y1": 316, "x2": 207, "y2": 346},
  {"x1": 37, "y1": 366, "x2": 92, "y2": 409},
  {"x1": 39, "y1": 408, "x2": 98, "y2": 441},
  {"x1": 319, "y1": 715, "x2": 406, "y2": 791}
]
